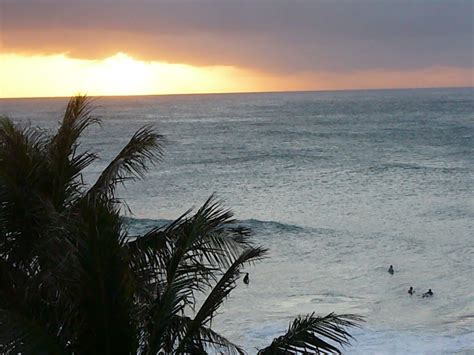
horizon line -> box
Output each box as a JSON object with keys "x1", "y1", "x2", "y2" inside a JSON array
[{"x1": 1, "y1": 85, "x2": 472, "y2": 100}]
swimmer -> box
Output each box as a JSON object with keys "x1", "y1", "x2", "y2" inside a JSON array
[
  {"x1": 422, "y1": 289, "x2": 434, "y2": 298},
  {"x1": 408, "y1": 286, "x2": 414, "y2": 295},
  {"x1": 388, "y1": 265, "x2": 394, "y2": 275}
]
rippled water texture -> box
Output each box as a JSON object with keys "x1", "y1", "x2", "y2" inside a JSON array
[{"x1": 2, "y1": 88, "x2": 473, "y2": 353}]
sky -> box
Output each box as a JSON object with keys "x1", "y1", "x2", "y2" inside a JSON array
[{"x1": 1, "y1": 0, "x2": 473, "y2": 97}]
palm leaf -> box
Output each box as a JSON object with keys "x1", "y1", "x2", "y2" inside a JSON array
[
  {"x1": 0, "y1": 261, "x2": 68, "y2": 354},
  {"x1": 127, "y1": 197, "x2": 252, "y2": 311},
  {"x1": 176, "y1": 246, "x2": 267, "y2": 353},
  {"x1": 258, "y1": 313, "x2": 364, "y2": 355},
  {"x1": 67, "y1": 200, "x2": 138, "y2": 354},
  {"x1": 140, "y1": 270, "x2": 201, "y2": 354},
  {"x1": 88, "y1": 126, "x2": 165, "y2": 201},
  {"x1": 0, "y1": 117, "x2": 52, "y2": 270},
  {"x1": 164, "y1": 315, "x2": 245, "y2": 355},
  {"x1": 0, "y1": 96, "x2": 364, "y2": 355},
  {"x1": 139, "y1": 203, "x2": 266, "y2": 355},
  {"x1": 128, "y1": 196, "x2": 252, "y2": 278},
  {"x1": 0, "y1": 309, "x2": 65, "y2": 355},
  {"x1": 47, "y1": 95, "x2": 99, "y2": 208}
]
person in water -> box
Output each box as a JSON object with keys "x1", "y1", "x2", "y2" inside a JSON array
[
  {"x1": 408, "y1": 286, "x2": 414, "y2": 295},
  {"x1": 422, "y1": 289, "x2": 434, "y2": 298},
  {"x1": 388, "y1": 265, "x2": 394, "y2": 275},
  {"x1": 243, "y1": 273, "x2": 249, "y2": 285}
]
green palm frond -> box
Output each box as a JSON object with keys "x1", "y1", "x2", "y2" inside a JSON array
[{"x1": 258, "y1": 313, "x2": 364, "y2": 355}]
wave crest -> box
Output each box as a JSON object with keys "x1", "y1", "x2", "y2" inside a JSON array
[{"x1": 125, "y1": 216, "x2": 307, "y2": 236}]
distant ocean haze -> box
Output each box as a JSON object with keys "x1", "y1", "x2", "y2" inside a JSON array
[{"x1": 1, "y1": 88, "x2": 473, "y2": 353}]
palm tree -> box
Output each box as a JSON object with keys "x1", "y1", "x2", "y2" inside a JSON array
[{"x1": 0, "y1": 96, "x2": 362, "y2": 354}]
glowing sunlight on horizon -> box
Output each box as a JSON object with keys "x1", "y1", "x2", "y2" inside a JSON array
[
  {"x1": 1, "y1": 52, "x2": 471, "y2": 99},
  {"x1": 0, "y1": 52, "x2": 260, "y2": 98}
]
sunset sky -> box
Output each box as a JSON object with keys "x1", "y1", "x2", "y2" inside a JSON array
[{"x1": 1, "y1": 0, "x2": 473, "y2": 98}]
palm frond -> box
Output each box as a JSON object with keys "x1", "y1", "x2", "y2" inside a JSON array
[
  {"x1": 194, "y1": 324, "x2": 245, "y2": 355},
  {"x1": 0, "y1": 261, "x2": 68, "y2": 354},
  {"x1": 67, "y1": 200, "x2": 138, "y2": 354},
  {"x1": 0, "y1": 117, "x2": 52, "y2": 270},
  {"x1": 0, "y1": 309, "x2": 65, "y2": 355},
  {"x1": 163, "y1": 315, "x2": 245, "y2": 355},
  {"x1": 176, "y1": 246, "x2": 267, "y2": 353},
  {"x1": 163, "y1": 196, "x2": 252, "y2": 274},
  {"x1": 0, "y1": 117, "x2": 48, "y2": 184},
  {"x1": 185, "y1": 195, "x2": 254, "y2": 268},
  {"x1": 258, "y1": 313, "x2": 364, "y2": 355},
  {"x1": 48, "y1": 95, "x2": 99, "y2": 208},
  {"x1": 194, "y1": 246, "x2": 267, "y2": 324},
  {"x1": 141, "y1": 272, "x2": 199, "y2": 354},
  {"x1": 130, "y1": 197, "x2": 265, "y2": 355},
  {"x1": 0, "y1": 96, "x2": 364, "y2": 355},
  {"x1": 49, "y1": 95, "x2": 99, "y2": 166},
  {"x1": 126, "y1": 210, "x2": 190, "y2": 273},
  {"x1": 127, "y1": 197, "x2": 252, "y2": 307},
  {"x1": 88, "y1": 126, "x2": 165, "y2": 201}
]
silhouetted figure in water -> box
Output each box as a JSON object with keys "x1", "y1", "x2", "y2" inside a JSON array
[
  {"x1": 388, "y1": 265, "x2": 394, "y2": 275},
  {"x1": 408, "y1": 287, "x2": 414, "y2": 295},
  {"x1": 243, "y1": 273, "x2": 249, "y2": 285},
  {"x1": 422, "y1": 289, "x2": 433, "y2": 298}
]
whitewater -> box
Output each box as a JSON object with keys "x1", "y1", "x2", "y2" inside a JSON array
[{"x1": 1, "y1": 88, "x2": 473, "y2": 353}]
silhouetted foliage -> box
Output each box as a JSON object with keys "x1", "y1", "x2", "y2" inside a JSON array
[{"x1": 0, "y1": 96, "x2": 362, "y2": 354}]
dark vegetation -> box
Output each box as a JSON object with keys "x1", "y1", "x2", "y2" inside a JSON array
[{"x1": 0, "y1": 96, "x2": 362, "y2": 354}]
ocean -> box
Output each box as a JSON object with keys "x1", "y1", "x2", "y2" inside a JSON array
[{"x1": 1, "y1": 88, "x2": 473, "y2": 354}]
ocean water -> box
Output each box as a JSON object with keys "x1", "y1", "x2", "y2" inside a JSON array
[{"x1": 1, "y1": 88, "x2": 473, "y2": 354}]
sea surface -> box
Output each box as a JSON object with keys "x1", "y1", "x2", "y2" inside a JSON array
[{"x1": 1, "y1": 88, "x2": 473, "y2": 354}]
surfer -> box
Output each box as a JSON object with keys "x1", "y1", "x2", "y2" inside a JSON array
[
  {"x1": 388, "y1": 265, "x2": 394, "y2": 275},
  {"x1": 243, "y1": 273, "x2": 249, "y2": 285},
  {"x1": 422, "y1": 289, "x2": 433, "y2": 298},
  {"x1": 408, "y1": 286, "x2": 414, "y2": 295}
]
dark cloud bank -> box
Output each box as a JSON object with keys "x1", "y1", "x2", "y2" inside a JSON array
[{"x1": 2, "y1": 0, "x2": 473, "y2": 73}]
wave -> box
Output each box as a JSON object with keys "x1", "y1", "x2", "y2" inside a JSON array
[
  {"x1": 124, "y1": 216, "x2": 309, "y2": 236},
  {"x1": 345, "y1": 162, "x2": 466, "y2": 175},
  {"x1": 123, "y1": 217, "x2": 169, "y2": 235},
  {"x1": 238, "y1": 218, "x2": 305, "y2": 233},
  {"x1": 185, "y1": 153, "x2": 329, "y2": 166}
]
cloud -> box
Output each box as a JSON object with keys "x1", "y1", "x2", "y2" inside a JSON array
[{"x1": 2, "y1": 0, "x2": 473, "y2": 74}]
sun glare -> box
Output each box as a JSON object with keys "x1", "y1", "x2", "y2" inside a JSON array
[
  {"x1": 0, "y1": 52, "x2": 258, "y2": 98},
  {"x1": 88, "y1": 53, "x2": 153, "y2": 95}
]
